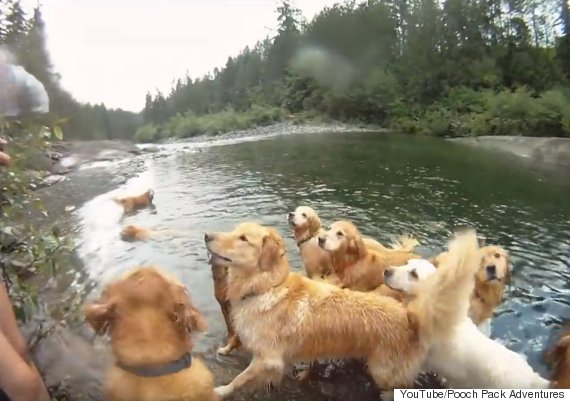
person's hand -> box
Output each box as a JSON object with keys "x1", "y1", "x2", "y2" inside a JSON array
[{"x1": 0, "y1": 138, "x2": 10, "y2": 166}]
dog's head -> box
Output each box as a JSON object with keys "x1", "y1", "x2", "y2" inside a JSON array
[
  {"x1": 477, "y1": 245, "x2": 511, "y2": 286},
  {"x1": 205, "y1": 222, "x2": 286, "y2": 273},
  {"x1": 120, "y1": 225, "x2": 143, "y2": 242},
  {"x1": 317, "y1": 220, "x2": 366, "y2": 258},
  {"x1": 287, "y1": 206, "x2": 321, "y2": 234},
  {"x1": 84, "y1": 267, "x2": 206, "y2": 345},
  {"x1": 383, "y1": 259, "x2": 437, "y2": 295}
]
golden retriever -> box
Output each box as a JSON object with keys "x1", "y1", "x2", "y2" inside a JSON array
[
  {"x1": 204, "y1": 222, "x2": 480, "y2": 399},
  {"x1": 384, "y1": 258, "x2": 549, "y2": 389},
  {"x1": 287, "y1": 206, "x2": 419, "y2": 280},
  {"x1": 545, "y1": 327, "x2": 570, "y2": 389},
  {"x1": 84, "y1": 266, "x2": 218, "y2": 401},
  {"x1": 119, "y1": 224, "x2": 185, "y2": 242},
  {"x1": 431, "y1": 245, "x2": 511, "y2": 334},
  {"x1": 113, "y1": 189, "x2": 154, "y2": 214},
  {"x1": 120, "y1": 225, "x2": 153, "y2": 242},
  {"x1": 318, "y1": 220, "x2": 421, "y2": 291}
]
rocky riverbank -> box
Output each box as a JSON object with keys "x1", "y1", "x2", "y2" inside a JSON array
[{"x1": 449, "y1": 136, "x2": 570, "y2": 168}]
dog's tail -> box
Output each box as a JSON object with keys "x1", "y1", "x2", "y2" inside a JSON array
[
  {"x1": 390, "y1": 234, "x2": 419, "y2": 252},
  {"x1": 408, "y1": 229, "x2": 480, "y2": 342}
]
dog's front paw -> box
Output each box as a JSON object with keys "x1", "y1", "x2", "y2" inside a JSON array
[
  {"x1": 214, "y1": 385, "x2": 233, "y2": 398},
  {"x1": 381, "y1": 390, "x2": 394, "y2": 401},
  {"x1": 217, "y1": 344, "x2": 233, "y2": 356}
]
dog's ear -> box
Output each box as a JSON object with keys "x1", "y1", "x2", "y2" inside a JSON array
[
  {"x1": 545, "y1": 334, "x2": 570, "y2": 366},
  {"x1": 308, "y1": 215, "x2": 321, "y2": 236},
  {"x1": 172, "y1": 285, "x2": 207, "y2": 333},
  {"x1": 348, "y1": 236, "x2": 366, "y2": 259},
  {"x1": 84, "y1": 296, "x2": 115, "y2": 336},
  {"x1": 259, "y1": 227, "x2": 285, "y2": 271},
  {"x1": 504, "y1": 253, "x2": 512, "y2": 285}
]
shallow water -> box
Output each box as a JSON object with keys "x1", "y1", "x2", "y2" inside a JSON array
[{"x1": 74, "y1": 131, "x2": 570, "y2": 397}]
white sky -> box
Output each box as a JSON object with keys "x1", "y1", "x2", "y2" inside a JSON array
[{"x1": 19, "y1": 0, "x2": 338, "y2": 112}]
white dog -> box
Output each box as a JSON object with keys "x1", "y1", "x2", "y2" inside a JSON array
[{"x1": 383, "y1": 259, "x2": 550, "y2": 389}]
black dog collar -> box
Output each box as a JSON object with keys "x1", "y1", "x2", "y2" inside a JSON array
[{"x1": 117, "y1": 352, "x2": 192, "y2": 377}]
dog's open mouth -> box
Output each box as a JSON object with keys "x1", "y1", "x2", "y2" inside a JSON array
[{"x1": 207, "y1": 250, "x2": 232, "y2": 263}]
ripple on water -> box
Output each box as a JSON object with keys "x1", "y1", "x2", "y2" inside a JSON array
[{"x1": 75, "y1": 132, "x2": 570, "y2": 393}]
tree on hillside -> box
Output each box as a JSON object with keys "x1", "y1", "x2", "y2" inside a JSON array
[{"x1": 265, "y1": 1, "x2": 302, "y2": 83}]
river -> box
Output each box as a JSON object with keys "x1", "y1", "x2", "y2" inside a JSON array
[{"x1": 72, "y1": 130, "x2": 570, "y2": 399}]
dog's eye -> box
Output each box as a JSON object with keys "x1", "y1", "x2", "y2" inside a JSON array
[
  {"x1": 302, "y1": 213, "x2": 307, "y2": 218},
  {"x1": 336, "y1": 231, "x2": 344, "y2": 236},
  {"x1": 409, "y1": 270, "x2": 418, "y2": 279},
  {"x1": 239, "y1": 235, "x2": 248, "y2": 242},
  {"x1": 494, "y1": 253, "x2": 501, "y2": 259}
]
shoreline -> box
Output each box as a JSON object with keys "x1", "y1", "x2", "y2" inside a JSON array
[{"x1": 449, "y1": 136, "x2": 570, "y2": 168}]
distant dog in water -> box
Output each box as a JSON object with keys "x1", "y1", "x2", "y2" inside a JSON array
[
  {"x1": 120, "y1": 224, "x2": 189, "y2": 242},
  {"x1": 113, "y1": 189, "x2": 154, "y2": 214}
]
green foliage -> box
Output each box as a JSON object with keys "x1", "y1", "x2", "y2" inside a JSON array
[
  {"x1": 0, "y1": 119, "x2": 74, "y2": 324},
  {"x1": 393, "y1": 87, "x2": 570, "y2": 137},
  {"x1": 135, "y1": 106, "x2": 285, "y2": 143},
  {"x1": 141, "y1": 0, "x2": 570, "y2": 139}
]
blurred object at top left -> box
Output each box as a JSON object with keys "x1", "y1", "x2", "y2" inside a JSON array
[{"x1": 0, "y1": 46, "x2": 50, "y2": 118}]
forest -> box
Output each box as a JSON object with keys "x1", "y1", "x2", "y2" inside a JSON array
[
  {"x1": 139, "y1": 0, "x2": 570, "y2": 142},
  {"x1": 0, "y1": 0, "x2": 141, "y2": 140},
  {"x1": 3, "y1": 0, "x2": 570, "y2": 142}
]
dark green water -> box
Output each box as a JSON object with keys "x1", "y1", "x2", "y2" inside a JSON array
[{"x1": 76, "y1": 131, "x2": 570, "y2": 398}]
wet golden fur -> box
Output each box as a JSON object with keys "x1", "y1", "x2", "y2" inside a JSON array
[
  {"x1": 545, "y1": 327, "x2": 570, "y2": 389},
  {"x1": 84, "y1": 267, "x2": 218, "y2": 401},
  {"x1": 120, "y1": 225, "x2": 152, "y2": 242},
  {"x1": 204, "y1": 222, "x2": 480, "y2": 399},
  {"x1": 319, "y1": 220, "x2": 421, "y2": 292},
  {"x1": 431, "y1": 245, "x2": 511, "y2": 326},
  {"x1": 113, "y1": 190, "x2": 154, "y2": 214},
  {"x1": 287, "y1": 207, "x2": 419, "y2": 280}
]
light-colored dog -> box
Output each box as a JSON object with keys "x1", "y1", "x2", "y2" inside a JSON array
[
  {"x1": 384, "y1": 258, "x2": 549, "y2": 389},
  {"x1": 113, "y1": 189, "x2": 155, "y2": 214},
  {"x1": 432, "y1": 245, "x2": 511, "y2": 335},
  {"x1": 204, "y1": 223, "x2": 480, "y2": 399},
  {"x1": 318, "y1": 220, "x2": 420, "y2": 291},
  {"x1": 84, "y1": 266, "x2": 218, "y2": 401},
  {"x1": 287, "y1": 206, "x2": 419, "y2": 281}
]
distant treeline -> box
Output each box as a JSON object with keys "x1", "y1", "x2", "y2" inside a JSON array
[
  {"x1": 0, "y1": 0, "x2": 141, "y2": 140},
  {"x1": 139, "y1": 0, "x2": 570, "y2": 142}
]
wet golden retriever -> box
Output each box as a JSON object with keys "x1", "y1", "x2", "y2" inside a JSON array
[
  {"x1": 545, "y1": 327, "x2": 570, "y2": 389},
  {"x1": 287, "y1": 206, "x2": 419, "y2": 280},
  {"x1": 119, "y1": 224, "x2": 185, "y2": 242},
  {"x1": 431, "y1": 245, "x2": 511, "y2": 334},
  {"x1": 113, "y1": 189, "x2": 154, "y2": 214},
  {"x1": 120, "y1": 225, "x2": 153, "y2": 242},
  {"x1": 204, "y1": 222, "x2": 480, "y2": 399},
  {"x1": 84, "y1": 267, "x2": 218, "y2": 401},
  {"x1": 318, "y1": 220, "x2": 420, "y2": 291}
]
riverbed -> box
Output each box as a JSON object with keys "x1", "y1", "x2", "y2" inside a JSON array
[{"x1": 45, "y1": 130, "x2": 570, "y2": 400}]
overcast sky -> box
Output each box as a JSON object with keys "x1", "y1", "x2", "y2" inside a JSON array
[{"x1": 19, "y1": 0, "x2": 337, "y2": 112}]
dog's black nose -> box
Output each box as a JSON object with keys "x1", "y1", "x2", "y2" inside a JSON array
[
  {"x1": 204, "y1": 233, "x2": 214, "y2": 243},
  {"x1": 287, "y1": 212, "x2": 294, "y2": 219},
  {"x1": 486, "y1": 265, "x2": 496, "y2": 276},
  {"x1": 318, "y1": 237, "x2": 325, "y2": 247},
  {"x1": 384, "y1": 269, "x2": 394, "y2": 279}
]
